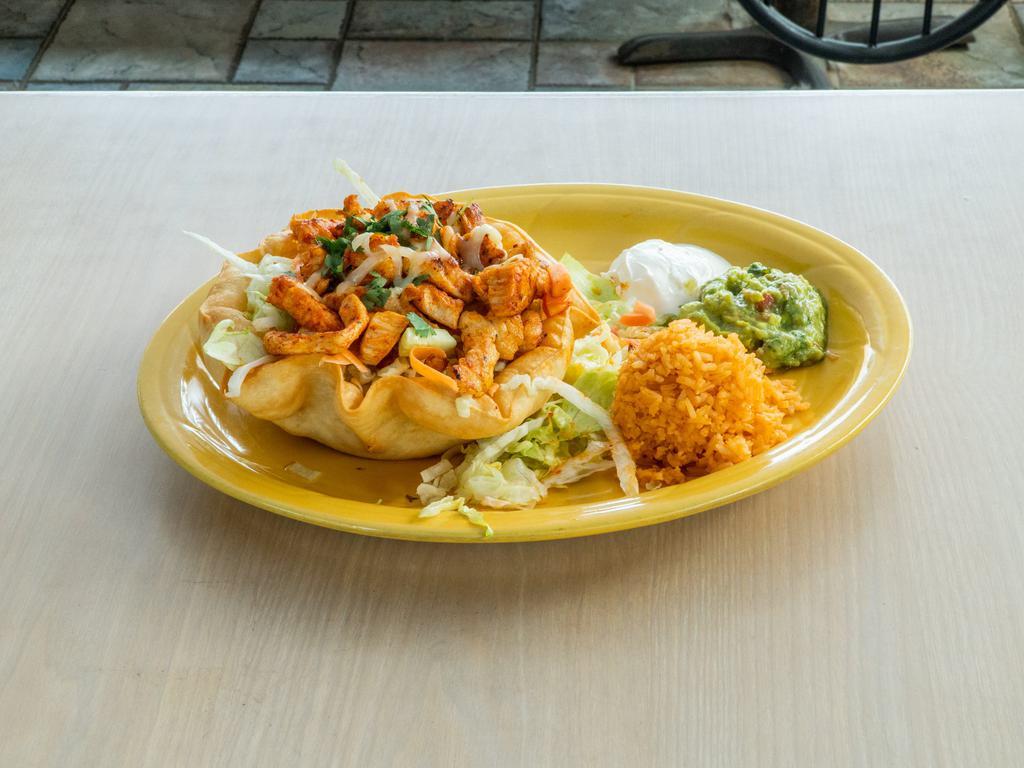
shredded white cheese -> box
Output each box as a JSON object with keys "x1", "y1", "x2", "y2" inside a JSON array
[
  {"x1": 304, "y1": 269, "x2": 323, "y2": 289},
  {"x1": 457, "y1": 223, "x2": 503, "y2": 272},
  {"x1": 334, "y1": 250, "x2": 389, "y2": 294}
]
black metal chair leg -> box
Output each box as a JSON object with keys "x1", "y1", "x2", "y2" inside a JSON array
[{"x1": 617, "y1": 28, "x2": 832, "y2": 90}]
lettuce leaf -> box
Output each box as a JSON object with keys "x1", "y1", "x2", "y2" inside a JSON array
[
  {"x1": 561, "y1": 253, "x2": 617, "y2": 303},
  {"x1": 245, "y1": 255, "x2": 296, "y2": 332},
  {"x1": 202, "y1": 319, "x2": 267, "y2": 370},
  {"x1": 417, "y1": 316, "x2": 629, "y2": 511},
  {"x1": 560, "y1": 253, "x2": 634, "y2": 323}
]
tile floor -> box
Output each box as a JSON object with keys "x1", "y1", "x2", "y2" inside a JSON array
[{"x1": 1, "y1": 0, "x2": 1023, "y2": 91}]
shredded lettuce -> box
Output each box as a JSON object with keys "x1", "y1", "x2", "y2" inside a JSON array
[
  {"x1": 334, "y1": 158, "x2": 381, "y2": 208},
  {"x1": 418, "y1": 495, "x2": 493, "y2": 537},
  {"x1": 415, "y1": 300, "x2": 637, "y2": 514},
  {"x1": 560, "y1": 253, "x2": 634, "y2": 322},
  {"x1": 245, "y1": 255, "x2": 297, "y2": 332},
  {"x1": 561, "y1": 253, "x2": 618, "y2": 303},
  {"x1": 189, "y1": 232, "x2": 297, "y2": 335},
  {"x1": 202, "y1": 319, "x2": 267, "y2": 370}
]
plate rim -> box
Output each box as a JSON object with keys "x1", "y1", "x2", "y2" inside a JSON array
[{"x1": 138, "y1": 182, "x2": 913, "y2": 543}]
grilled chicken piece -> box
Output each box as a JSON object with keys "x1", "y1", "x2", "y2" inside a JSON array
[
  {"x1": 342, "y1": 194, "x2": 366, "y2": 217},
  {"x1": 433, "y1": 199, "x2": 457, "y2": 226},
  {"x1": 478, "y1": 233, "x2": 507, "y2": 268},
  {"x1": 263, "y1": 293, "x2": 368, "y2": 355},
  {"x1": 452, "y1": 311, "x2": 499, "y2": 395},
  {"x1": 521, "y1": 308, "x2": 543, "y2": 351},
  {"x1": 402, "y1": 282, "x2": 464, "y2": 329},
  {"x1": 372, "y1": 198, "x2": 399, "y2": 218},
  {"x1": 263, "y1": 330, "x2": 357, "y2": 356},
  {"x1": 417, "y1": 251, "x2": 475, "y2": 302},
  {"x1": 359, "y1": 311, "x2": 409, "y2": 365},
  {"x1": 489, "y1": 314, "x2": 525, "y2": 360},
  {"x1": 267, "y1": 275, "x2": 343, "y2": 332},
  {"x1": 337, "y1": 292, "x2": 369, "y2": 332},
  {"x1": 290, "y1": 217, "x2": 344, "y2": 245},
  {"x1": 295, "y1": 246, "x2": 325, "y2": 281},
  {"x1": 473, "y1": 258, "x2": 535, "y2": 317},
  {"x1": 456, "y1": 203, "x2": 485, "y2": 235}
]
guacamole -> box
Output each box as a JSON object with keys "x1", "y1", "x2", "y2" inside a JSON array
[{"x1": 675, "y1": 262, "x2": 826, "y2": 370}]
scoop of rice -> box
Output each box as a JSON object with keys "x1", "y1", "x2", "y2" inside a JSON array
[{"x1": 611, "y1": 319, "x2": 807, "y2": 487}]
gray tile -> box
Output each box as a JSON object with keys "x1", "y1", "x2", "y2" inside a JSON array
[
  {"x1": 33, "y1": 0, "x2": 256, "y2": 82},
  {"x1": 234, "y1": 40, "x2": 334, "y2": 83},
  {"x1": 334, "y1": 40, "x2": 530, "y2": 90},
  {"x1": 126, "y1": 82, "x2": 324, "y2": 90},
  {"x1": 536, "y1": 42, "x2": 633, "y2": 87},
  {"x1": 0, "y1": 38, "x2": 39, "y2": 80},
  {"x1": 350, "y1": 1, "x2": 533, "y2": 40},
  {"x1": 26, "y1": 81, "x2": 125, "y2": 90},
  {"x1": 636, "y1": 60, "x2": 791, "y2": 89},
  {"x1": 0, "y1": 0, "x2": 64, "y2": 37},
  {"x1": 542, "y1": 0, "x2": 726, "y2": 41},
  {"x1": 250, "y1": 0, "x2": 348, "y2": 39},
  {"x1": 830, "y1": 4, "x2": 1024, "y2": 87}
]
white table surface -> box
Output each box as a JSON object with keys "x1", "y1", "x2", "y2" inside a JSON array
[{"x1": 1, "y1": 90, "x2": 1023, "y2": 767}]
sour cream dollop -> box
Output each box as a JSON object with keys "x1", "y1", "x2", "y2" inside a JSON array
[{"x1": 607, "y1": 240, "x2": 731, "y2": 316}]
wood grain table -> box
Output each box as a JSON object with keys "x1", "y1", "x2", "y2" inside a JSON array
[{"x1": 2, "y1": 91, "x2": 1023, "y2": 767}]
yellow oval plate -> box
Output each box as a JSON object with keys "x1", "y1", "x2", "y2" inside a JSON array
[{"x1": 139, "y1": 184, "x2": 911, "y2": 542}]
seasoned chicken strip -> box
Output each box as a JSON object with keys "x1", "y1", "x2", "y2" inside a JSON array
[
  {"x1": 263, "y1": 330, "x2": 358, "y2": 356},
  {"x1": 359, "y1": 311, "x2": 409, "y2": 365},
  {"x1": 402, "y1": 282, "x2": 464, "y2": 329},
  {"x1": 489, "y1": 314, "x2": 525, "y2": 360},
  {"x1": 452, "y1": 311, "x2": 499, "y2": 395},
  {"x1": 263, "y1": 293, "x2": 368, "y2": 355},
  {"x1": 417, "y1": 251, "x2": 475, "y2": 302},
  {"x1": 473, "y1": 258, "x2": 535, "y2": 317},
  {"x1": 336, "y1": 292, "x2": 369, "y2": 333},
  {"x1": 267, "y1": 275, "x2": 343, "y2": 332},
  {"x1": 521, "y1": 308, "x2": 543, "y2": 351}
]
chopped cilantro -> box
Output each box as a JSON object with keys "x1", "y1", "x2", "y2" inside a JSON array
[
  {"x1": 406, "y1": 312, "x2": 434, "y2": 337},
  {"x1": 360, "y1": 272, "x2": 390, "y2": 311},
  {"x1": 316, "y1": 235, "x2": 350, "y2": 278},
  {"x1": 411, "y1": 273, "x2": 430, "y2": 286},
  {"x1": 365, "y1": 200, "x2": 437, "y2": 246}
]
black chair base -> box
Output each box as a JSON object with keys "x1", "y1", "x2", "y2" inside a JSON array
[{"x1": 617, "y1": 17, "x2": 967, "y2": 91}]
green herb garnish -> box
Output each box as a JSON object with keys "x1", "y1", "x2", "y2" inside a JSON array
[
  {"x1": 411, "y1": 273, "x2": 430, "y2": 286},
  {"x1": 406, "y1": 312, "x2": 434, "y2": 337},
  {"x1": 316, "y1": 235, "x2": 350, "y2": 278},
  {"x1": 366, "y1": 200, "x2": 437, "y2": 246},
  {"x1": 361, "y1": 272, "x2": 390, "y2": 311}
]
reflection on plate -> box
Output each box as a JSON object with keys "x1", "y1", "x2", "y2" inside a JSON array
[{"x1": 139, "y1": 184, "x2": 911, "y2": 542}]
